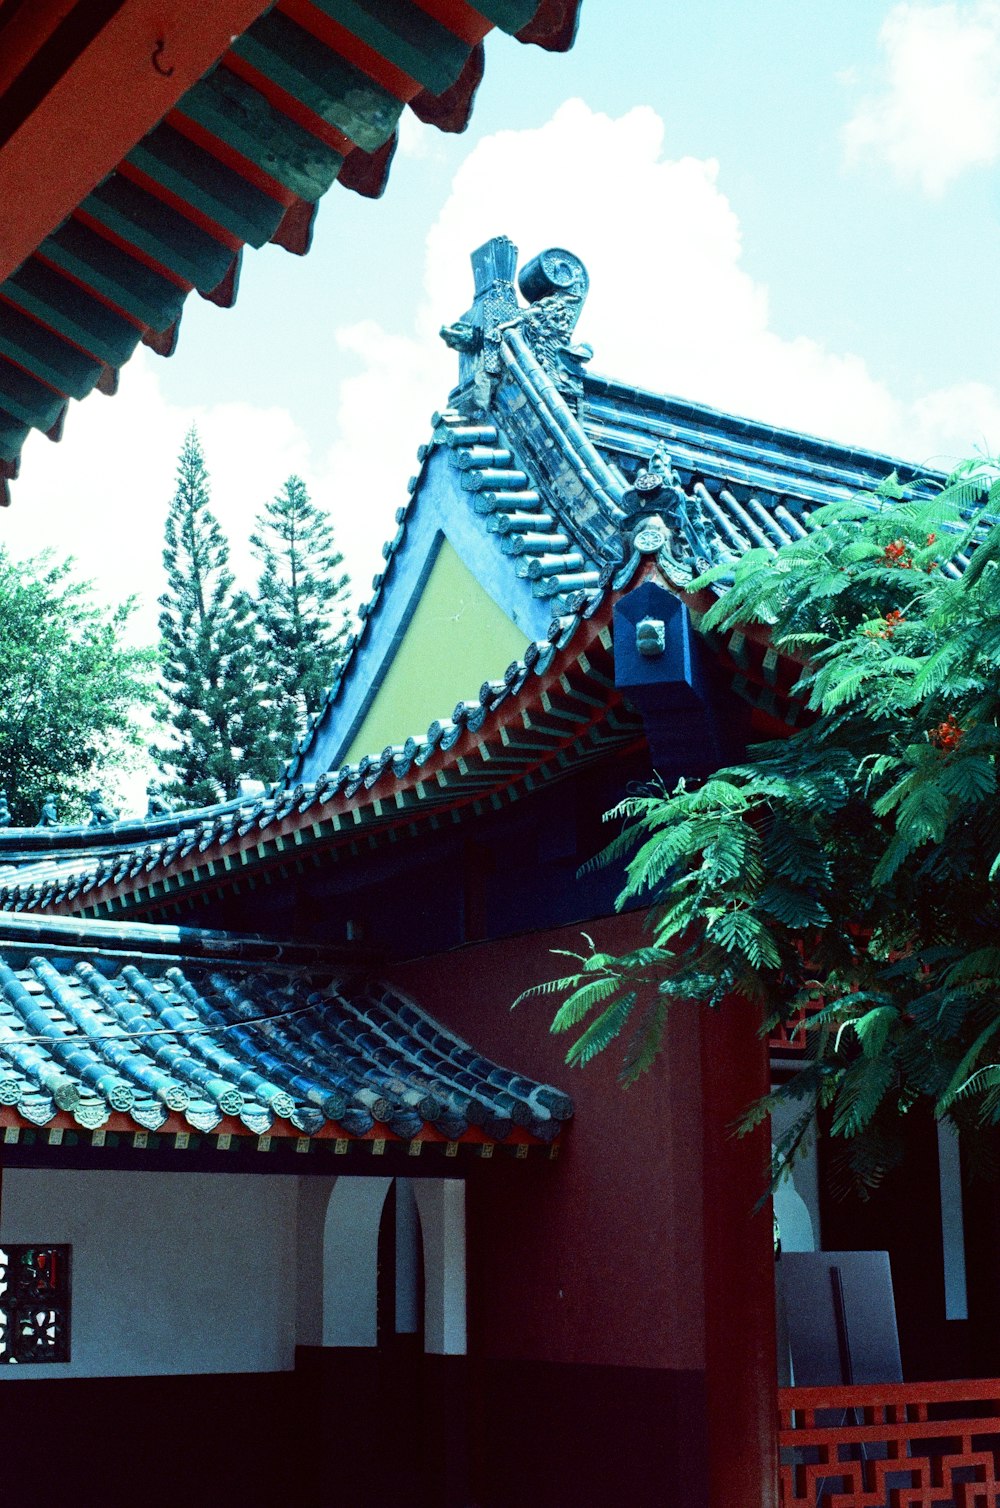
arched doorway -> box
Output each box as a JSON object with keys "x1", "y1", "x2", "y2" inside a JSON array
[{"x1": 309, "y1": 1175, "x2": 468, "y2": 1508}]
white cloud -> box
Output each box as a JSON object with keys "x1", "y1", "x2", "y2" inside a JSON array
[
  {"x1": 843, "y1": 2, "x2": 1000, "y2": 194},
  {"x1": 6, "y1": 98, "x2": 1000, "y2": 657},
  {"x1": 410, "y1": 99, "x2": 1000, "y2": 467},
  {"x1": 396, "y1": 108, "x2": 441, "y2": 161},
  {"x1": 1, "y1": 356, "x2": 317, "y2": 641}
]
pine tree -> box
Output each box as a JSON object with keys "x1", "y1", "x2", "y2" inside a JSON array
[
  {"x1": 250, "y1": 475, "x2": 351, "y2": 752},
  {"x1": 155, "y1": 428, "x2": 273, "y2": 804}
]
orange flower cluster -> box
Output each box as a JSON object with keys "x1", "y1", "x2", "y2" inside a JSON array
[
  {"x1": 882, "y1": 534, "x2": 938, "y2": 572},
  {"x1": 929, "y1": 715, "x2": 963, "y2": 751},
  {"x1": 864, "y1": 608, "x2": 906, "y2": 640},
  {"x1": 883, "y1": 538, "x2": 912, "y2": 568}
]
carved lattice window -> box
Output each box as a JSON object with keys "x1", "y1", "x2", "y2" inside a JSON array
[{"x1": 0, "y1": 1245, "x2": 71, "y2": 1363}]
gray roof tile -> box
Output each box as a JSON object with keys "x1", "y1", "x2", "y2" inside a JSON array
[{"x1": 0, "y1": 915, "x2": 571, "y2": 1146}]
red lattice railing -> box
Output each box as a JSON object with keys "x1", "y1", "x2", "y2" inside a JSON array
[
  {"x1": 769, "y1": 998, "x2": 826, "y2": 1053},
  {"x1": 779, "y1": 1379, "x2": 1000, "y2": 1506},
  {"x1": 768, "y1": 1006, "x2": 813, "y2": 1052}
]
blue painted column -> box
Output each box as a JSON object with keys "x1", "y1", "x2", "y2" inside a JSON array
[{"x1": 613, "y1": 579, "x2": 720, "y2": 779}]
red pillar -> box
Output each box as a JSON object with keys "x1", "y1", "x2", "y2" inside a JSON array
[{"x1": 700, "y1": 996, "x2": 778, "y2": 1508}]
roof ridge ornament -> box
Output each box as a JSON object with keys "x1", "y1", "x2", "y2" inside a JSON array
[
  {"x1": 621, "y1": 447, "x2": 720, "y2": 587},
  {"x1": 441, "y1": 237, "x2": 591, "y2": 411}
]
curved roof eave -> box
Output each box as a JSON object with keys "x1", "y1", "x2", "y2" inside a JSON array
[
  {"x1": 0, "y1": 582, "x2": 645, "y2": 920},
  {"x1": 0, "y1": 909, "x2": 573, "y2": 1151},
  {"x1": 0, "y1": 0, "x2": 581, "y2": 504}
]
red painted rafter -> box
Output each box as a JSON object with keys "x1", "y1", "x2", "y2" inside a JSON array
[
  {"x1": 410, "y1": 0, "x2": 492, "y2": 48},
  {"x1": 40, "y1": 608, "x2": 629, "y2": 921},
  {"x1": 279, "y1": 0, "x2": 423, "y2": 103},
  {"x1": 0, "y1": 0, "x2": 79, "y2": 100},
  {"x1": 219, "y1": 53, "x2": 356, "y2": 157},
  {"x1": 0, "y1": 0, "x2": 276, "y2": 282}
]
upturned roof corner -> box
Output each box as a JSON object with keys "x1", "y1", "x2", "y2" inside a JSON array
[
  {"x1": 0, "y1": 3, "x2": 584, "y2": 504},
  {"x1": 0, "y1": 236, "x2": 952, "y2": 921}
]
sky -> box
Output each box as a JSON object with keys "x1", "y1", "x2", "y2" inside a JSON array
[{"x1": 4, "y1": 0, "x2": 1000, "y2": 644}]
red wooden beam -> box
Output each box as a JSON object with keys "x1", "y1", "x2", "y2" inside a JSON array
[
  {"x1": 0, "y1": 0, "x2": 80, "y2": 99},
  {"x1": 701, "y1": 995, "x2": 779, "y2": 1508},
  {"x1": 0, "y1": 0, "x2": 275, "y2": 281}
]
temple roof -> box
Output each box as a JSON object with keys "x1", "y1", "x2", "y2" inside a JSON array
[
  {"x1": 0, "y1": 238, "x2": 946, "y2": 920},
  {"x1": 0, "y1": 1, "x2": 579, "y2": 505},
  {"x1": 0, "y1": 584, "x2": 642, "y2": 917},
  {"x1": 283, "y1": 238, "x2": 944, "y2": 783},
  {"x1": 0, "y1": 911, "x2": 571, "y2": 1155}
]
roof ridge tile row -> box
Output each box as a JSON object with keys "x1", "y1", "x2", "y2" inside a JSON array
[
  {"x1": 0, "y1": 582, "x2": 636, "y2": 917},
  {"x1": 0, "y1": 946, "x2": 572, "y2": 1145}
]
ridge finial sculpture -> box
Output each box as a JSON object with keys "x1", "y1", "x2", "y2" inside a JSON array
[
  {"x1": 619, "y1": 446, "x2": 720, "y2": 585},
  {"x1": 38, "y1": 793, "x2": 60, "y2": 827},
  {"x1": 145, "y1": 779, "x2": 174, "y2": 819},
  {"x1": 441, "y1": 238, "x2": 591, "y2": 409},
  {"x1": 0, "y1": 792, "x2": 9, "y2": 828},
  {"x1": 85, "y1": 789, "x2": 118, "y2": 827}
]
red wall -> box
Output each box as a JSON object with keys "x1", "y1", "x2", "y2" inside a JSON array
[{"x1": 393, "y1": 912, "x2": 706, "y2": 1374}]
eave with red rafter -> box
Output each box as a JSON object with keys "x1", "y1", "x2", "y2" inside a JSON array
[
  {"x1": 0, "y1": 236, "x2": 945, "y2": 926},
  {"x1": 0, "y1": 0, "x2": 581, "y2": 503},
  {"x1": 0, "y1": 585, "x2": 646, "y2": 920}
]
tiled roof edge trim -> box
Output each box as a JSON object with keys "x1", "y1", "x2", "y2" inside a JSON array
[
  {"x1": 0, "y1": 587, "x2": 630, "y2": 917},
  {"x1": 284, "y1": 396, "x2": 568, "y2": 787},
  {"x1": 0, "y1": 911, "x2": 360, "y2": 969},
  {"x1": 0, "y1": 795, "x2": 251, "y2": 860},
  {"x1": 499, "y1": 327, "x2": 629, "y2": 552},
  {"x1": 281, "y1": 414, "x2": 443, "y2": 786},
  {"x1": 436, "y1": 407, "x2": 602, "y2": 605},
  {"x1": 582, "y1": 370, "x2": 950, "y2": 491},
  {"x1": 0, "y1": 952, "x2": 573, "y2": 1144}
]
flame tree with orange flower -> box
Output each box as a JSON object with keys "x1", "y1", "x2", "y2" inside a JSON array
[{"x1": 521, "y1": 459, "x2": 1000, "y2": 1193}]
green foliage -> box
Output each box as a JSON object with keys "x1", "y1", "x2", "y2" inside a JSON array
[
  {"x1": 250, "y1": 475, "x2": 351, "y2": 755},
  {"x1": 154, "y1": 428, "x2": 274, "y2": 803},
  {"x1": 522, "y1": 456, "x2": 1000, "y2": 1192},
  {"x1": 0, "y1": 549, "x2": 154, "y2": 824}
]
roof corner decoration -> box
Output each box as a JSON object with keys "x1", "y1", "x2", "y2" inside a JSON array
[
  {"x1": 513, "y1": 245, "x2": 593, "y2": 408},
  {"x1": 441, "y1": 236, "x2": 629, "y2": 559},
  {"x1": 0, "y1": 2, "x2": 583, "y2": 506},
  {"x1": 441, "y1": 232, "x2": 520, "y2": 411},
  {"x1": 617, "y1": 447, "x2": 726, "y2": 590},
  {"x1": 441, "y1": 237, "x2": 591, "y2": 412}
]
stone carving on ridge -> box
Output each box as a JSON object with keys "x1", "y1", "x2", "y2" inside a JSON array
[
  {"x1": 441, "y1": 237, "x2": 592, "y2": 410},
  {"x1": 85, "y1": 789, "x2": 119, "y2": 827},
  {"x1": 513, "y1": 247, "x2": 592, "y2": 407},
  {"x1": 145, "y1": 779, "x2": 174, "y2": 819},
  {"x1": 37, "y1": 793, "x2": 60, "y2": 828},
  {"x1": 620, "y1": 446, "x2": 722, "y2": 587},
  {"x1": 441, "y1": 235, "x2": 520, "y2": 410}
]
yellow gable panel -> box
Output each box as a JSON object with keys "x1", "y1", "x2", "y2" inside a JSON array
[{"x1": 343, "y1": 538, "x2": 530, "y2": 764}]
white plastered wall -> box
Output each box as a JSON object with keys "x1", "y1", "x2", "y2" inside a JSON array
[
  {"x1": 0, "y1": 1168, "x2": 298, "y2": 1380},
  {"x1": 319, "y1": 1176, "x2": 467, "y2": 1355},
  {"x1": 413, "y1": 1178, "x2": 466, "y2": 1355},
  {"x1": 321, "y1": 1175, "x2": 392, "y2": 1347}
]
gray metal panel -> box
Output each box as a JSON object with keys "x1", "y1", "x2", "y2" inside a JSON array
[{"x1": 778, "y1": 1250, "x2": 903, "y2": 1387}]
